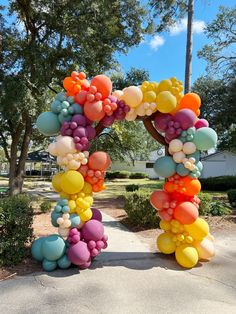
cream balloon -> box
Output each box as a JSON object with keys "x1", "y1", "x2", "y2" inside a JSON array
[
  {"x1": 173, "y1": 151, "x2": 186, "y2": 163},
  {"x1": 195, "y1": 238, "x2": 215, "y2": 260},
  {"x1": 183, "y1": 142, "x2": 197, "y2": 155},
  {"x1": 112, "y1": 90, "x2": 123, "y2": 100},
  {"x1": 169, "y1": 139, "x2": 183, "y2": 153},
  {"x1": 121, "y1": 86, "x2": 143, "y2": 108}
]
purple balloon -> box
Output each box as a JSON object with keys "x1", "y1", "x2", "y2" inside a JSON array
[
  {"x1": 73, "y1": 126, "x2": 86, "y2": 138},
  {"x1": 86, "y1": 125, "x2": 96, "y2": 139},
  {"x1": 154, "y1": 113, "x2": 172, "y2": 132},
  {"x1": 71, "y1": 114, "x2": 87, "y2": 126},
  {"x1": 195, "y1": 118, "x2": 209, "y2": 129},
  {"x1": 67, "y1": 241, "x2": 90, "y2": 266},
  {"x1": 91, "y1": 208, "x2": 102, "y2": 222},
  {"x1": 81, "y1": 220, "x2": 104, "y2": 242},
  {"x1": 174, "y1": 109, "x2": 196, "y2": 130}
]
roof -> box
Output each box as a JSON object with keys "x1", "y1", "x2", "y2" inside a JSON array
[
  {"x1": 26, "y1": 150, "x2": 55, "y2": 162},
  {"x1": 201, "y1": 150, "x2": 236, "y2": 161}
]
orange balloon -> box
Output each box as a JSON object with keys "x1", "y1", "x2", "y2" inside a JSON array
[
  {"x1": 84, "y1": 100, "x2": 105, "y2": 121},
  {"x1": 164, "y1": 181, "x2": 175, "y2": 194},
  {"x1": 173, "y1": 201, "x2": 198, "y2": 224},
  {"x1": 179, "y1": 93, "x2": 201, "y2": 112},
  {"x1": 150, "y1": 190, "x2": 170, "y2": 210},
  {"x1": 63, "y1": 77, "x2": 74, "y2": 92},
  {"x1": 182, "y1": 177, "x2": 201, "y2": 196},
  {"x1": 88, "y1": 151, "x2": 111, "y2": 171},
  {"x1": 91, "y1": 75, "x2": 112, "y2": 98}
]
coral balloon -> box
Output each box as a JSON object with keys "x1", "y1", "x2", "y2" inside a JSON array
[
  {"x1": 184, "y1": 218, "x2": 209, "y2": 241},
  {"x1": 91, "y1": 75, "x2": 112, "y2": 98},
  {"x1": 173, "y1": 202, "x2": 198, "y2": 224},
  {"x1": 84, "y1": 100, "x2": 105, "y2": 121},
  {"x1": 157, "y1": 233, "x2": 176, "y2": 254},
  {"x1": 175, "y1": 244, "x2": 198, "y2": 268},
  {"x1": 60, "y1": 170, "x2": 84, "y2": 194},
  {"x1": 88, "y1": 151, "x2": 111, "y2": 171},
  {"x1": 195, "y1": 238, "x2": 215, "y2": 260},
  {"x1": 150, "y1": 190, "x2": 170, "y2": 210}
]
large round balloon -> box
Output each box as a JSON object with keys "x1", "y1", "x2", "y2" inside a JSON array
[
  {"x1": 173, "y1": 202, "x2": 198, "y2": 224},
  {"x1": 175, "y1": 244, "x2": 198, "y2": 268},
  {"x1": 195, "y1": 238, "x2": 215, "y2": 260},
  {"x1": 52, "y1": 172, "x2": 63, "y2": 192},
  {"x1": 182, "y1": 177, "x2": 201, "y2": 196},
  {"x1": 179, "y1": 93, "x2": 201, "y2": 113},
  {"x1": 67, "y1": 241, "x2": 91, "y2": 266},
  {"x1": 174, "y1": 109, "x2": 196, "y2": 130},
  {"x1": 193, "y1": 127, "x2": 217, "y2": 151},
  {"x1": 156, "y1": 91, "x2": 177, "y2": 113},
  {"x1": 157, "y1": 232, "x2": 176, "y2": 254},
  {"x1": 42, "y1": 259, "x2": 57, "y2": 271},
  {"x1": 88, "y1": 151, "x2": 111, "y2": 171},
  {"x1": 154, "y1": 156, "x2": 176, "y2": 178},
  {"x1": 81, "y1": 219, "x2": 104, "y2": 241},
  {"x1": 60, "y1": 170, "x2": 84, "y2": 194},
  {"x1": 91, "y1": 75, "x2": 112, "y2": 98},
  {"x1": 150, "y1": 190, "x2": 170, "y2": 210},
  {"x1": 36, "y1": 112, "x2": 60, "y2": 136},
  {"x1": 84, "y1": 100, "x2": 105, "y2": 121},
  {"x1": 41, "y1": 235, "x2": 66, "y2": 261},
  {"x1": 184, "y1": 218, "x2": 209, "y2": 241},
  {"x1": 121, "y1": 86, "x2": 143, "y2": 108},
  {"x1": 31, "y1": 237, "x2": 45, "y2": 261}
]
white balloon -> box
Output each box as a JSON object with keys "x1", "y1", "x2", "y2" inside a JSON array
[{"x1": 169, "y1": 139, "x2": 183, "y2": 153}]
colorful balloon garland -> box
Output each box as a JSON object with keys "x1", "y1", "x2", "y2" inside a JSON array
[{"x1": 33, "y1": 71, "x2": 217, "y2": 270}]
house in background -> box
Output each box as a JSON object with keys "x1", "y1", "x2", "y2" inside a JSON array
[{"x1": 201, "y1": 151, "x2": 236, "y2": 178}]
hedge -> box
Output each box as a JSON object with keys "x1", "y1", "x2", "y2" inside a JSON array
[
  {"x1": 129, "y1": 172, "x2": 148, "y2": 179},
  {"x1": 106, "y1": 171, "x2": 148, "y2": 180},
  {"x1": 125, "y1": 184, "x2": 140, "y2": 192},
  {"x1": 198, "y1": 192, "x2": 231, "y2": 216},
  {"x1": 200, "y1": 176, "x2": 236, "y2": 191},
  {"x1": 227, "y1": 189, "x2": 236, "y2": 207},
  {"x1": 0, "y1": 194, "x2": 34, "y2": 266}
]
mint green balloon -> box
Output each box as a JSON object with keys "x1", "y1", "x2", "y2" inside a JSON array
[
  {"x1": 31, "y1": 237, "x2": 45, "y2": 261},
  {"x1": 193, "y1": 127, "x2": 217, "y2": 151},
  {"x1": 36, "y1": 111, "x2": 60, "y2": 136},
  {"x1": 41, "y1": 234, "x2": 66, "y2": 261},
  {"x1": 42, "y1": 259, "x2": 57, "y2": 271},
  {"x1": 154, "y1": 156, "x2": 176, "y2": 178}
]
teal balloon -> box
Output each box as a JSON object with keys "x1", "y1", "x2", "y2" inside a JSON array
[
  {"x1": 56, "y1": 92, "x2": 67, "y2": 102},
  {"x1": 154, "y1": 156, "x2": 176, "y2": 178},
  {"x1": 57, "y1": 254, "x2": 71, "y2": 269},
  {"x1": 31, "y1": 237, "x2": 45, "y2": 261},
  {"x1": 176, "y1": 163, "x2": 190, "y2": 176},
  {"x1": 58, "y1": 112, "x2": 72, "y2": 123},
  {"x1": 42, "y1": 259, "x2": 57, "y2": 272},
  {"x1": 193, "y1": 127, "x2": 217, "y2": 151},
  {"x1": 71, "y1": 103, "x2": 83, "y2": 114},
  {"x1": 41, "y1": 235, "x2": 66, "y2": 261},
  {"x1": 36, "y1": 112, "x2": 60, "y2": 136},
  {"x1": 196, "y1": 161, "x2": 203, "y2": 172},
  {"x1": 70, "y1": 214, "x2": 81, "y2": 227},
  {"x1": 51, "y1": 211, "x2": 61, "y2": 227},
  {"x1": 51, "y1": 100, "x2": 61, "y2": 113},
  {"x1": 187, "y1": 150, "x2": 200, "y2": 163}
]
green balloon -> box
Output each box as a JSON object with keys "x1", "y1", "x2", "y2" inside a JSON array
[
  {"x1": 42, "y1": 259, "x2": 57, "y2": 272},
  {"x1": 41, "y1": 234, "x2": 66, "y2": 261},
  {"x1": 154, "y1": 156, "x2": 176, "y2": 178},
  {"x1": 193, "y1": 127, "x2": 217, "y2": 151},
  {"x1": 36, "y1": 111, "x2": 60, "y2": 136},
  {"x1": 31, "y1": 237, "x2": 45, "y2": 261},
  {"x1": 57, "y1": 254, "x2": 71, "y2": 269}
]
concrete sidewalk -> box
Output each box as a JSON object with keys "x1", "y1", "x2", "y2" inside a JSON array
[{"x1": 0, "y1": 212, "x2": 235, "y2": 314}]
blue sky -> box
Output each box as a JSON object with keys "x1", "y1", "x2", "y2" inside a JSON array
[
  {"x1": 116, "y1": 0, "x2": 236, "y2": 84},
  {"x1": 2, "y1": 0, "x2": 235, "y2": 84}
]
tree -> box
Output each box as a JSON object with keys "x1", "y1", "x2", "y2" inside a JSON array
[
  {"x1": 192, "y1": 76, "x2": 236, "y2": 152},
  {"x1": 0, "y1": 0, "x2": 151, "y2": 195},
  {"x1": 111, "y1": 67, "x2": 149, "y2": 90},
  {"x1": 149, "y1": 0, "x2": 194, "y2": 93},
  {"x1": 198, "y1": 5, "x2": 236, "y2": 80}
]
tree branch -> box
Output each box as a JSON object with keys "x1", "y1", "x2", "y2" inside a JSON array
[
  {"x1": 0, "y1": 130, "x2": 10, "y2": 162},
  {"x1": 143, "y1": 117, "x2": 167, "y2": 146}
]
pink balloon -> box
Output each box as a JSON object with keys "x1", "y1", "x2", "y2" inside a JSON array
[
  {"x1": 68, "y1": 241, "x2": 90, "y2": 266},
  {"x1": 154, "y1": 113, "x2": 172, "y2": 132},
  {"x1": 81, "y1": 219, "x2": 104, "y2": 241},
  {"x1": 174, "y1": 109, "x2": 196, "y2": 130},
  {"x1": 195, "y1": 119, "x2": 209, "y2": 129}
]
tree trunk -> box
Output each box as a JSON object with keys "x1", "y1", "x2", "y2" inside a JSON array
[{"x1": 184, "y1": 0, "x2": 194, "y2": 94}]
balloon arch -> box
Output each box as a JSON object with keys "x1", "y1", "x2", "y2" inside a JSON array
[{"x1": 32, "y1": 72, "x2": 217, "y2": 271}]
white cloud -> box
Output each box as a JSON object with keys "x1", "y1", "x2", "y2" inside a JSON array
[
  {"x1": 169, "y1": 18, "x2": 206, "y2": 36},
  {"x1": 149, "y1": 35, "x2": 165, "y2": 51}
]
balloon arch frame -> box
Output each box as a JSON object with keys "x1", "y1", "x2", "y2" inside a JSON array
[{"x1": 32, "y1": 72, "x2": 217, "y2": 271}]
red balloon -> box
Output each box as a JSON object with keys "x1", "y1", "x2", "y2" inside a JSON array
[
  {"x1": 91, "y1": 75, "x2": 112, "y2": 99},
  {"x1": 150, "y1": 190, "x2": 170, "y2": 210},
  {"x1": 88, "y1": 152, "x2": 111, "y2": 171},
  {"x1": 173, "y1": 201, "x2": 198, "y2": 224},
  {"x1": 84, "y1": 100, "x2": 105, "y2": 121}
]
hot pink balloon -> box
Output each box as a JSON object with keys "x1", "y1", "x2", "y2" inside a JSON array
[
  {"x1": 68, "y1": 241, "x2": 91, "y2": 266},
  {"x1": 195, "y1": 119, "x2": 209, "y2": 129}
]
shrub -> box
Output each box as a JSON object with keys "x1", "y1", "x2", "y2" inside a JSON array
[
  {"x1": 227, "y1": 189, "x2": 236, "y2": 207},
  {"x1": 0, "y1": 194, "x2": 34, "y2": 266},
  {"x1": 129, "y1": 172, "x2": 148, "y2": 179},
  {"x1": 209, "y1": 201, "x2": 232, "y2": 216},
  {"x1": 200, "y1": 176, "x2": 236, "y2": 191},
  {"x1": 40, "y1": 200, "x2": 51, "y2": 213},
  {"x1": 125, "y1": 184, "x2": 140, "y2": 192},
  {"x1": 198, "y1": 192, "x2": 231, "y2": 216},
  {"x1": 106, "y1": 171, "x2": 131, "y2": 179},
  {"x1": 124, "y1": 191, "x2": 160, "y2": 228}
]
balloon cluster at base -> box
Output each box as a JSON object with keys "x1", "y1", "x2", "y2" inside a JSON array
[
  {"x1": 34, "y1": 70, "x2": 217, "y2": 270},
  {"x1": 151, "y1": 92, "x2": 217, "y2": 268}
]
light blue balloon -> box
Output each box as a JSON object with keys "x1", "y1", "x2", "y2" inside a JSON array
[
  {"x1": 58, "y1": 112, "x2": 72, "y2": 123},
  {"x1": 51, "y1": 100, "x2": 61, "y2": 113},
  {"x1": 187, "y1": 150, "x2": 201, "y2": 163},
  {"x1": 51, "y1": 211, "x2": 61, "y2": 227},
  {"x1": 41, "y1": 235, "x2": 66, "y2": 261},
  {"x1": 57, "y1": 254, "x2": 71, "y2": 269},
  {"x1": 70, "y1": 214, "x2": 81, "y2": 227},
  {"x1": 154, "y1": 156, "x2": 176, "y2": 178},
  {"x1": 196, "y1": 161, "x2": 203, "y2": 172},
  {"x1": 59, "y1": 199, "x2": 68, "y2": 206},
  {"x1": 42, "y1": 259, "x2": 57, "y2": 272},
  {"x1": 67, "y1": 96, "x2": 75, "y2": 104},
  {"x1": 176, "y1": 163, "x2": 190, "y2": 176},
  {"x1": 71, "y1": 103, "x2": 83, "y2": 114},
  {"x1": 62, "y1": 206, "x2": 70, "y2": 213},
  {"x1": 193, "y1": 127, "x2": 217, "y2": 151},
  {"x1": 56, "y1": 92, "x2": 67, "y2": 102},
  {"x1": 31, "y1": 237, "x2": 45, "y2": 261},
  {"x1": 36, "y1": 111, "x2": 60, "y2": 136}
]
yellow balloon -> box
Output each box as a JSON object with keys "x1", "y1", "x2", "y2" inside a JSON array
[
  {"x1": 80, "y1": 208, "x2": 92, "y2": 222},
  {"x1": 159, "y1": 220, "x2": 171, "y2": 231},
  {"x1": 143, "y1": 91, "x2": 156, "y2": 103},
  {"x1": 175, "y1": 244, "x2": 198, "y2": 268},
  {"x1": 122, "y1": 86, "x2": 143, "y2": 108},
  {"x1": 194, "y1": 238, "x2": 215, "y2": 260},
  {"x1": 60, "y1": 170, "x2": 84, "y2": 194},
  {"x1": 184, "y1": 218, "x2": 209, "y2": 241},
  {"x1": 157, "y1": 232, "x2": 176, "y2": 254},
  {"x1": 68, "y1": 200, "x2": 76, "y2": 213},
  {"x1": 82, "y1": 182, "x2": 93, "y2": 195},
  {"x1": 157, "y1": 79, "x2": 172, "y2": 92},
  {"x1": 156, "y1": 91, "x2": 177, "y2": 113},
  {"x1": 52, "y1": 172, "x2": 63, "y2": 192},
  {"x1": 76, "y1": 195, "x2": 93, "y2": 211}
]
